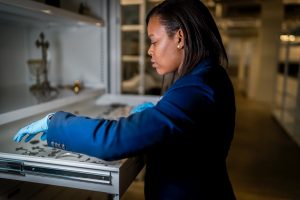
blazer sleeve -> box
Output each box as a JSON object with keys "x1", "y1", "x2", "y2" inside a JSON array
[
  {"x1": 47, "y1": 82, "x2": 214, "y2": 161},
  {"x1": 47, "y1": 107, "x2": 174, "y2": 161}
]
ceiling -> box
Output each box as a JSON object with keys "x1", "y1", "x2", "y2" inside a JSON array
[{"x1": 202, "y1": 0, "x2": 300, "y2": 37}]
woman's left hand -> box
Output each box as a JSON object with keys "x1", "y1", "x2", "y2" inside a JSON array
[{"x1": 130, "y1": 102, "x2": 155, "y2": 114}]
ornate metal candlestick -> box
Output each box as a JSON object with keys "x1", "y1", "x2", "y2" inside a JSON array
[
  {"x1": 29, "y1": 32, "x2": 58, "y2": 101},
  {"x1": 35, "y1": 32, "x2": 50, "y2": 91}
]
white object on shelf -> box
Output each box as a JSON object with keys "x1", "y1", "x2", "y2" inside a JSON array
[
  {"x1": 121, "y1": 0, "x2": 144, "y2": 5},
  {"x1": 121, "y1": 24, "x2": 143, "y2": 31},
  {"x1": 0, "y1": 0, "x2": 103, "y2": 27},
  {"x1": 122, "y1": 73, "x2": 159, "y2": 93},
  {"x1": 122, "y1": 55, "x2": 140, "y2": 62}
]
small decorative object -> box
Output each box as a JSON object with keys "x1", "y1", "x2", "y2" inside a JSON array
[
  {"x1": 28, "y1": 32, "x2": 58, "y2": 101},
  {"x1": 73, "y1": 80, "x2": 83, "y2": 94},
  {"x1": 35, "y1": 32, "x2": 50, "y2": 90}
]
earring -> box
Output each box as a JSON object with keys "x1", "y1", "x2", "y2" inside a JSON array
[{"x1": 177, "y1": 44, "x2": 181, "y2": 49}]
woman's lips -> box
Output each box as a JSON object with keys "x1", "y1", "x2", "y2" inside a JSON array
[{"x1": 151, "y1": 60, "x2": 156, "y2": 68}]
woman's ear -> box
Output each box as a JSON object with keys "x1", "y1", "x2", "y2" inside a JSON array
[{"x1": 176, "y1": 29, "x2": 184, "y2": 49}]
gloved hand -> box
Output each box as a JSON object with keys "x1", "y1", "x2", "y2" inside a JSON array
[
  {"x1": 13, "y1": 113, "x2": 54, "y2": 143},
  {"x1": 130, "y1": 102, "x2": 155, "y2": 114}
]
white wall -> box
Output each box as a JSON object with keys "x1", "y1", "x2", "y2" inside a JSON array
[{"x1": 0, "y1": 22, "x2": 30, "y2": 87}]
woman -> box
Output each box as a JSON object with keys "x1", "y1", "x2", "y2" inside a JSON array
[{"x1": 14, "y1": 0, "x2": 236, "y2": 199}]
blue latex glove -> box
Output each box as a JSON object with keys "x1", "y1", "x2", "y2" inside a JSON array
[
  {"x1": 130, "y1": 102, "x2": 155, "y2": 114},
  {"x1": 13, "y1": 113, "x2": 54, "y2": 143}
]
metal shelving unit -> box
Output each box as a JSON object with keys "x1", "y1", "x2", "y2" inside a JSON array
[
  {"x1": 273, "y1": 39, "x2": 300, "y2": 146},
  {"x1": 121, "y1": 0, "x2": 146, "y2": 95},
  {"x1": 120, "y1": 0, "x2": 163, "y2": 95}
]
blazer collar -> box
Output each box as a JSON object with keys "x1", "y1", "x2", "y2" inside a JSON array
[{"x1": 189, "y1": 57, "x2": 215, "y2": 75}]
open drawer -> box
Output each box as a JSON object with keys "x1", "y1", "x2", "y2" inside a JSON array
[{"x1": 0, "y1": 93, "x2": 159, "y2": 200}]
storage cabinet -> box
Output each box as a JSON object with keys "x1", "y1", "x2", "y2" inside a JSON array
[
  {"x1": 0, "y1": 0, "x2": 109, "y2": 116},
  {"x1": 273, "y1": 40, "x2": 300, "y2": 146},
  {"x1": 0, "y1": 1, "x2": 159, "y2": 199},
  {"x1": 120, "y1": 0, "x2": 162, "y2": 95}
]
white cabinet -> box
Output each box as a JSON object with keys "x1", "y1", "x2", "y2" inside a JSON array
[
  {"x1": 0, "y1": 0, "x2": 108, "y2": 116},
  {"x1": 0, "y1": 1, "x2": 153, "y2": 199}
]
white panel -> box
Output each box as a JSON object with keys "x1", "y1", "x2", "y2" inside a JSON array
[
  {"x1": 109, "y1": 0, "x2": 122, "y2": 94},
  {"x1": 55, "y1": 26, "x2": 103, "y2": 87},
  {"x1": 0, "y1": 21, "x2": 30, "y2": 87}
]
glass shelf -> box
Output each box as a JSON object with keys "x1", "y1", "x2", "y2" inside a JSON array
[
  {"x1": 0, "y1": 85, "x2": 105, "y2": 125},
  {"x1": 0, "y1": 0, "x2": 103, "y2": 27}
]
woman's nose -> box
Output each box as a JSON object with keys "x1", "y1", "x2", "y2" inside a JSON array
[{"x1": 148, "y1": 46, "x2": 152, "y2": 56}]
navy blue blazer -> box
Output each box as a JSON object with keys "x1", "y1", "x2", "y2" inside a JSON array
[{"x1": 47, "y1": 58, "x2": 236, "y2": 199}]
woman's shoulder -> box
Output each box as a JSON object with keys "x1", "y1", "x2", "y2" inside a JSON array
[
  {"x1": 179, "y1": 61, "x2": 231, "y2": 87},
  {"x1": 161, "y1": 73, "x2": 215, "y2": 106},
  {"x1": 171, "y1": 65, "x2": 215, "y2": 89},
  {"x1": 162, "y1": 63, "x2": 232, "y2": 100}
]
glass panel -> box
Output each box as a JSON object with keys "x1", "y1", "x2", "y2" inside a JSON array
[
  {"x1": 121, "y1": 61, "x2": 139, "y2": 94},
  {"x1": 121, "y1": 5, "x2": 139, "y2": 25},
  {"x1": 122, "y1": 31, "x2": 139, "y2": 55},
  {"x1": 122, "y1": 61, "x2": 139, "y2": 81}
]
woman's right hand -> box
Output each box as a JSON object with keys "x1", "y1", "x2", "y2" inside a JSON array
[{"x1": 13, "y1": 113, "x2": 54, "y2": 143}]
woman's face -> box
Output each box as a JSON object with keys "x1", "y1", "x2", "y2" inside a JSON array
[{"x1": 147, "y1": 16, "x2": 184, "y2": 75}]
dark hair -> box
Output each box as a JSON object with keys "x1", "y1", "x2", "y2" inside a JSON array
[{"x1": 146, "y1": 0, "x2": 228, "y2": 77}]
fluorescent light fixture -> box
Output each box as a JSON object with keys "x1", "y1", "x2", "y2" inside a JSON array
[{"x1": 280, "y1": 34, "x2": 296, "y2": 42}]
